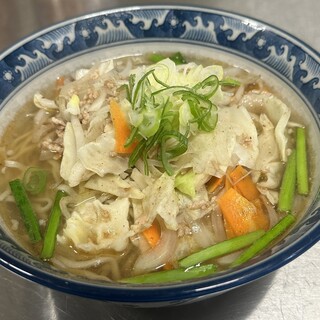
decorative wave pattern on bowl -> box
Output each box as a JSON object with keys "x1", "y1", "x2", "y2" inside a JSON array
[{"x1": 0, "y1": 8, "x2": 319, "y2": 111}]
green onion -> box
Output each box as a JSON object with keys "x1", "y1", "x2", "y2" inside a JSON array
[
  {"x1": 149, "y1": 52, "x2": 187, "y2": 65},
  {"x1": 193, "y1": 75, "x2": 220, "y2": 98},
  {"x1": 278, "y1": 150, "x2": 297, "y2": 212},
  {"x1": 125, "y1": 60, "x2": 237, "y2": 175},
  {"x1": 9, "y1": 179, "x2": 42, "y2": 243},
  {"x1": 22, "y1": 167, "x2": 47, "y2": 195},
  {"x1": 149, "y1": 53, "x2": 166, "y2": 63},
  {"x1": 219, "y1": 78, "x2": 241, "y2": 87},
  {"x1": 231, "y1": 214, "x2": 296, "y2": 267},
  {"x1": 120, "y1": 264, "x2": 217, "y2": 284},
  {"x1": 296, "y1": 127, "x2": 309, "y2": 195},
  {"x1": 138, "y1": 107, "x2": 162, "y2": 138},
  {"x1": 169, "y1": 52, "x2": 187, "y2": 65},
  {"x1": 160, "y1": 130, "x2": 188, "y2": 175},
  {"x1": 132, "y1": 69, "x2": 154, "y2": 109},
  {"x1": 40, "y1": 190, "x2": 67, "y2": 260},
  {"x1": 179, "y1": 230, "x2": 265, "y2": 268}
]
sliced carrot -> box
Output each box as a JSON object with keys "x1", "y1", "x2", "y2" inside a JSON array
[
  {"x1": 143, "y1": 221, "x2": 174, "y2": 270},
  {"x1": 109, "y1": 99, "x2": 137, "y2": 154},
  {"x1": 223, "y1": 218, "x2": 236, "y2": 239},
  {"x1": 218, "y1": 188, "x2": 268, "y2": 237},
  {"x1": 251, "y1": 198, "x2": 270, "y2": 231},
  {"x1": 142, "y1": 220, "x2": 161, "y2": 248},
  {"x1": 207, "y1": 176, "x2": 225, "y2": 193},
  {"x1": 229, "y1": 165, "x2": 260, "y2": 201}
]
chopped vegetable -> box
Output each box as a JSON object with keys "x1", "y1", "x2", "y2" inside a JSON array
[
  {"x1": 296, "y1": 127, "x2": 309, "y2": 195},
  {"x1": 109, "y1": 99, "x2": 137, "y2": 153},
  {"x1": 225, "y1": 167, "x2": 233, "y2": 190},
  {"x1": 124, "y1": 60, "x2": 225, "y2": 175},
  {"x1": 22, "y1": 167, "x2": 47, "y2": 195},
  {"x1": 218, "y1": 188, "x2": 269, "y2": 237},
  {"x1": 120, "y1": 264, "x2": 217, "y2": 284},
  {"x1": 149, "y1": 52, "x2": 187, "y2": 65},
  {"x1": 149, "y1": 53, "x2": 166, "y2": 63},
  {"x1": 224, "y1": 219, "x2": 236, "y2": 239},
  {"x1": 142, "y1": 220, "x2": 161, "y2": 248},
  {"x1": 229, "y1": 165, "x2": 260, "y2": 201},
  {"x1": 169, "y1": 52, "x2": 187, "y2": 65},
  {"x1": 231, "y1": 214, "x2": 296, "y2": 267},
  {"x1": 174, "y1": 170, "x2": 196, "y2": 198},
  {"x1": 219, "y1": 78, "x2": 241, "y2": 87},
  {"x1": 9, "y1": 179, "x2": 42, "y2": 243},
  {"x1": 179, "y1": 230, "x2": 265, "y2": 268},
  {"x1": 206, "y1": 176, "x2": 225, "y2": 193},
  {"x1": 278, "y1": 150, "x2": 297, "y2": 212},
  {"x1": 41, "y1": 190, "x2": 67, "y2": 260}
]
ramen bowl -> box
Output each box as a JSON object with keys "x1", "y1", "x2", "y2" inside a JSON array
[{"x1": 0, "y1": 6, "x2": 319, "y2": 306}]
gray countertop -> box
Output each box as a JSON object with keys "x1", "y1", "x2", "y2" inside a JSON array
[{"x1": 0, "y1": 1, "x2": 319, "y2": 319}]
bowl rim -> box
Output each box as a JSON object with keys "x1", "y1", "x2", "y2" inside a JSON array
[{"x1": 0, "y1": 4, "x2": 319, "y2": 303}]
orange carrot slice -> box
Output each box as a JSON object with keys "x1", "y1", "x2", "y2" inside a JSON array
[
  {"x1": 207, "y1": 176, "x2": 225, "y2": 193},
  {"x1": 218, "y1": 188, "x2": 269, "y2": 237},
  {"x1": 142, "y1": 220, "x2": 161, "y2": 248},
  {"x1": 229, "y1": 165, "x2": 260, "y2": 201},
  {"x1": 109, "y1": 99, "x2": 137, "y2": 154}
]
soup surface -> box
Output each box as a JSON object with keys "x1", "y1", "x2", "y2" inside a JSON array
[{"x1": 0, "y1": 52, "x2": 312, "y2": 283}]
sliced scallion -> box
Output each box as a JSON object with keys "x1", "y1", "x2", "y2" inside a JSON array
[
  {"x1": 231, "y1": 214, "x2": 296, "y2": 267},
  {"x1": 9, "y1": 179, "x2": 42, "y2": 243},
  {"x1": 125, "y1": 61, "x2": 239, "y2": 175},
  {"x1": 40, "y1": 190, "x2": 67, "y2": 260},
  {"x1": 169, "y1": 52, "x2": 187, "y2": 65},
  {"x1": 179, "y1": 230, "x2": 265, "y2": 268},
  {"x1": 22, "y1": 167, "x2": 47, "y2": 195},
  {"x1": 219, "y1": 78, "x2": 241, "y2": 87},
  {"x1": 278, "y1": 150, "x2": 297, "y2": 212},
  {"x1": 296, "y1": 127, "x2": 309, "y2": 195},
  {"x1": 120, "y1": 264, "x2": 217, "y2": 284},
  {"x1": 149, "y1": 52, "x2": 187, "y2": 65}
]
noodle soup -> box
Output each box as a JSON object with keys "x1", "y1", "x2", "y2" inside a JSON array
[{"x1": 0, "y1": 52, "x2": 314, "y2": 283}]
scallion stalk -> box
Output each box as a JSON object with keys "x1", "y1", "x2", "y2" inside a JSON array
[
  {"x1": 40, "y1": 190, "x2": 67, "y2": 260},
  {"x1": 179, "y1": 230, "x2": 265, "y2": 268},
  {"x1": 231, "y1": 214, "x2": 296, "y2": 267},
  {"x1": 296, "y1": 127, "x2": 309, "y2": 195},
  {"x1": 120, "y1": 264, "x2": 217, "y2": 284},
  {"x1": 9, "y1": 179, "x2": 42, "y2": 243},
  {"x1": 278, "y1": 150, "x2": 297, "y2": 212}
]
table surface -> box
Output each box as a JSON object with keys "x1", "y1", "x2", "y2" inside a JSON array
[{"x1": 0, "y1": 1, "x2": 319, "y2": 319}]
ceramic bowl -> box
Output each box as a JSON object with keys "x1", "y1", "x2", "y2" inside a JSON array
[{"x1": 0, "y1": 6, "x2": 319, "y2": 306}]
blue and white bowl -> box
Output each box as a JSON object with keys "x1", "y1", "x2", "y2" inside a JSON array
[{"x1": 0, "y1": 6, "x2": 319, "y2": 306}]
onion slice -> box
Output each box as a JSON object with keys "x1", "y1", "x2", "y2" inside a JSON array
[{"x1": 133, "y1": 228, "x2": 178, "y2": 275}]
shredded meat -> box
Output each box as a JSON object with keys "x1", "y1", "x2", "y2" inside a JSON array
[
  {"x1": 80, "y1": 88, "x2": 99, "y2": 106},
  {"x1": 40, "y1": 116, "x2": 66, "y2": 159},
  {"x1": 41, "y1": 137, "x2": 64, "y2": 159}
]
